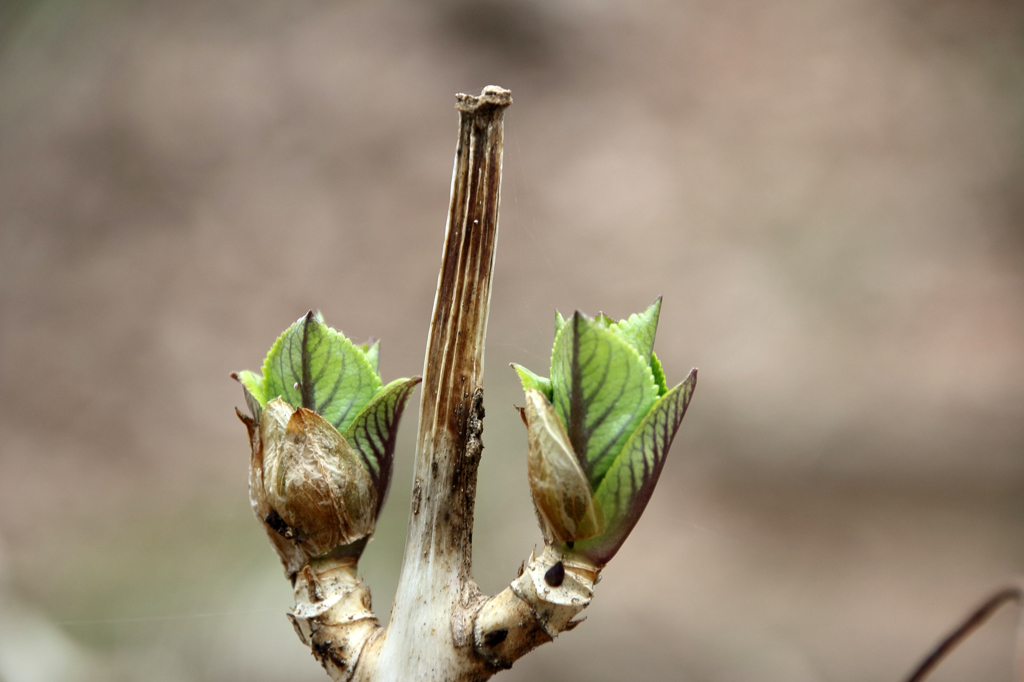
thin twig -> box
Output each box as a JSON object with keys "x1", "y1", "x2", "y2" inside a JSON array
[{"x1": 902, "y1": 585, "x2": 1022, "y2": 682}]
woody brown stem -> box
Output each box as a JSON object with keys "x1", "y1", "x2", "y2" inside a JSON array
[
  {"x1": 367, "y1": 85, "x2": 511, "y2": 682},
  {"x1": 472, "y1": 545, "x2": 598, "y2": 671},
  {"x1": 412, "y1": 84, "x2": 509, "y2": 587}
]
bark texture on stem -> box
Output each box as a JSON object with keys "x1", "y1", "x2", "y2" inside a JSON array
[
  {"x1": 288, "y1": 557, "x2": 379, "y2": 681},
  {"x1": 472, "y1": 546, "x2": 597, "y2": 670},
  {"x1": 370, "y1": 85, "x2": 511, "y2": 682}
]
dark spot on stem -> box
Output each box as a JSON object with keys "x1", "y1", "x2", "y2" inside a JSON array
[
  {"x1": 412, "y1": 478, "x2": 422, "y2": 515},
  {"x1": 312, "y1": 637, "x2": 346, "y2": 670},
  {"x1": 544, "y1": 561, "x2": 565, "y2": 587},
  {"x1": 483, "y1": 628, "x2": 508, "y2": 647}
]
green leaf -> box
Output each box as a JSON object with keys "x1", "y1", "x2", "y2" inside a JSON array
[
  {"x1": 343, "y1": 376, "x2": 421, "y2": 517},
  {"x1": 575, "y1": 368, "x2": 696, "y2": 565},
  {"x1": 611, "y1": 297, "x2": 661, "y2": 366},
  {"x1": 650, "y1": 352, "x2": 668, "y2": 397},
  {"x1": 262, "y1": 312, "x2": 382, "y2": 433},
  {"x1": 511, "y1": 363, "x2": 552, "y2": 401},
  {"x1": 550, "y1": 312, "x2": 660, "y2": 489},
  {"x1": 594, "y1": 312, "x2": 615, "y2": 328},
  {"x1": 555, "y1": 310, "x2": 567, "y2": 337},
  {"x1": 360, "y1": 340, "x2": 380, "y2": 375},
  {"x1": 234, "y1": 370, "x2": 266, "y2": 421}
]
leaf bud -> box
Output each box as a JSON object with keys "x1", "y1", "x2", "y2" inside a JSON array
[
  {"x1": 236, "y1": 312, "x2": 420, "y2": 573},
  {"x1": 514, "y1": 298, "x2": 697, "y2": 566}
]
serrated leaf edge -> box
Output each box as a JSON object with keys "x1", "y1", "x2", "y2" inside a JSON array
[
  {"x1": 342, "y1": 375, "x2": 421, "y2": 517},
  {"x1": 610, "y1": 296, "x2": 662, "y2": 365},
  {"x1": 260, "y1": 313, "x2": 383, "y2": 432}
]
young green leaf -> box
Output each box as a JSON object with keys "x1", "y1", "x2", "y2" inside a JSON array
[
  {"x1": 650, "y1": 352, "x2": 668, "y2": 397},
  {"x1": 611, "y1": 297, "x2": 661, "y2": 366},
  {"x1": 574, "y1": 368, "x2": 696, "y2": 565},
  {"x1": 234, "y1": 370, "x2": 266, "y2": 421},
  {"x1": 555, "y1": 310, "x2": 567, "y2": 337},
  {"x1": 511, "y1": 363, "x2": 552, "y2": 402},
  {"x1": 550, "y1": 312, "x2": 660, "y2": 488},
  {"x1": 343, "y1": 376, "x2": 421, "y2": 517},
  {"x1": 360, "y1": 340, "x2": 380, "y2": 375},
  {"x1": 262, "y1": 312, "x2": 382, "y2": 433}
]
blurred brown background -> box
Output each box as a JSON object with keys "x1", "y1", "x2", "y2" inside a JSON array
[{"x1": 1, "y1": 0, "x2": 1023, "y2": 680}]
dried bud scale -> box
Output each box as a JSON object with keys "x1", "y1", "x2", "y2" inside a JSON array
[
  {"x1": 257, "y1": 400, "x2": 377, "y2": 558},
  {"x1": 523, "y1": 388, "x2": 605, "y2": 545}
]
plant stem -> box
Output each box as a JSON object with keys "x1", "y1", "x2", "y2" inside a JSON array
[
  {"x1": 903, "y1": 585, "x2": 1022, "y2": 682},
  {"x1": 368, "y1": 85, "x2": 511, "y2": 682},
  {"x1": 289, "y1": 86, "x2": 598, "y2": 681}
]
